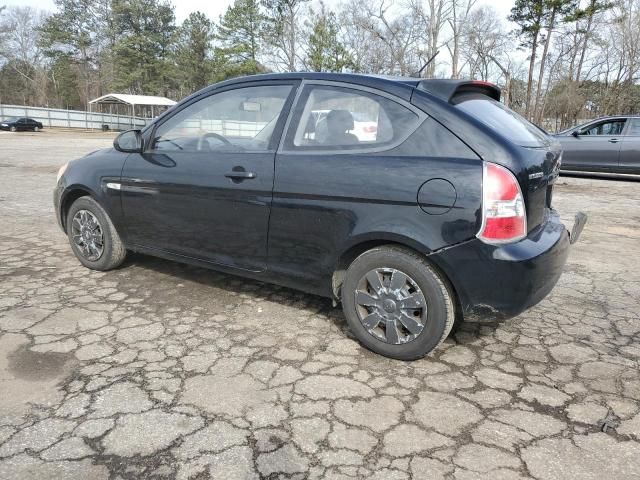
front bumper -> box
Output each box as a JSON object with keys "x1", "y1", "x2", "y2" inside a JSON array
[
  {"x1": 430, "y1": 210, "x2": 574, "y2": 321},
  {"x1": 53, "y1": 182, "x2": 64, "y2": 231}
]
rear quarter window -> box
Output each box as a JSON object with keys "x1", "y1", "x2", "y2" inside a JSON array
[
  {"x1": 286, "y1": 84, "x2": 423, "y2": 152},
  {"x1": 453, "y1": 94, "x2": 550, "y2": 147}
]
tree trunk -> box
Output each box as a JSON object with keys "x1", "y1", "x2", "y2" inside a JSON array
[
  {"x1": 503, "y1": 72, "x2": 511, "y2": 108},
  {"x1": 451, "y1": 38, "x2": 459, "y2": 78},
  {"x1": 534, "y1": 8, "x2": 557, "y2": 124},
  {"x1": 525, "y1": 31, "x2": 539, "y2": 120},
  {"x1": 575, "y1": 12, "x2": 593, "y2": 82}
]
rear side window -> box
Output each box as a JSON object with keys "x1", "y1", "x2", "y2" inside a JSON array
[
  {"x1": 288, "y1": 85, "x2": 421, "y2": 151},
  {"x1": 454, "y1": 94, "x2": 549, "y2": 147}
]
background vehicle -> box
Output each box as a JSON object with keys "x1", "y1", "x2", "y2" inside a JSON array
[
  {"x1": 54, "y1": 73, "x2": 579, "y2": 360},
  {"x1": 555, "y1": 116, "x2": 640, "y2": 175},
  {"x1": 0, "y1": 117, "x2": 43, "y2": 132}
]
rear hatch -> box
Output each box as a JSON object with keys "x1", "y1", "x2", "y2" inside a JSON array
[{"x1": 448, "y1": 87, "x2": 560, "y2": 232}]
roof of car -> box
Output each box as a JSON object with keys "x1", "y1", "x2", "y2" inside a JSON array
[{"x1": 202, "y1": 73, "x2": 501, "y2": 104}]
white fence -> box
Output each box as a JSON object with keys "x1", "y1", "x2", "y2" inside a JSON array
[{"x1": 0, "y1": 104, "x2": 148, "y2": 131}]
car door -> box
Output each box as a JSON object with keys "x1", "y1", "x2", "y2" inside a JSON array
[
  {"x1": 619, "y1": 118, "x2": 640, "y2": 174},
  {"x1": 267, "y1": 82, "x2": 481, "y2": 292},
  {"x1": 119, "y1": 81, "x2": 297, "y2": 272},
  {"x1": 16, "y1": 118, "x2": 29, "y2": 131},
  {"x1": 561, "y1": 118, "x2": 626, "y2": 171}
]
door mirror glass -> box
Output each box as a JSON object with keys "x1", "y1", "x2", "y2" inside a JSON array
[{"x1": 114, "y1": 129, "x2": 143, "y2": 153}]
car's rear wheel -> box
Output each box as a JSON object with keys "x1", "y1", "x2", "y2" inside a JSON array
[
  {"x1": 66, "y1": 196, "x2": 126, "y2": 271},
  {"x1": 341, "y1": 245, "x2": 454, "y2": 360},
  {"x1": 9, "y1": 126, "x2": 16, "y2": 132}
]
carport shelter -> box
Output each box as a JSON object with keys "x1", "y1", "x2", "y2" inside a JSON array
[{"x1": 88, "y1": 94, "x2": 177, "y2": 119}]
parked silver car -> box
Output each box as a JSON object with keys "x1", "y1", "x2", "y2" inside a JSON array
[{"x1": 555, "y1": 116, "x2": 640, "y2": 175}]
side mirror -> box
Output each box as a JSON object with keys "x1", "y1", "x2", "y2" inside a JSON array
[
  {"x1": 571, "y1": 130, "x2": 580, "y2": 138},
  {"x1": 114, "y1": 129, "x2": 143, "y2": 153}
]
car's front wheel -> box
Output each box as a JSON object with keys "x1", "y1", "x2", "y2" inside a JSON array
[
  {"x1": 34, "y1": 126, "x2": 40, "y2": 132},
  {"x1": 9, "y1": 126, "x2": 16, "y2": 132},
  {"x1": 341, "y1": 245, "x2": 455, "y2": 360},
  {"x1": 66, "y1": 196, "x2": 126, "y2": 271}
]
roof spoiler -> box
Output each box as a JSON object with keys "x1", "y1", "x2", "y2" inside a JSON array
[{"x1": 417, "y1": 79, "x2": 501, "y2": 103}]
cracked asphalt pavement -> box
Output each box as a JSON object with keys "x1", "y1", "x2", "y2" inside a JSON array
[{"x1": 1, "y1": 130, "x2": 640, "y2": 479}]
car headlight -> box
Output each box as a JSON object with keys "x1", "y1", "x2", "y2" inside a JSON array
[
  {"x1": 56, "y1": 163, "x2": 68, "y2": 182},
  {"x1": 1, "y1": 123, "x2": 7, "y2": 127}
]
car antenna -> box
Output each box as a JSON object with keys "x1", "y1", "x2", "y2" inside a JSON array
[{"x1": 412, "y1": 51, "x2": 439, "y2": 78}]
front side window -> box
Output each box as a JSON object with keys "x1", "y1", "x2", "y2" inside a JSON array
[
  {"x1": 581, "y1": 120, "x2": 626, "y2": 136},
  {"x1": 627, "y1": 118, "x2": 640, "y2": 136},
  {"x1": 152, "y1": 85, "x2": 292, "y2": 153},
  {"x1": 290, "y1": 85, "x2": 421, "y2": 150}
]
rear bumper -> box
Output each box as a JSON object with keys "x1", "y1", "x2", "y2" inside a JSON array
[{"x1": 430, "y1": 210, "x2": 570, "y2": 321}]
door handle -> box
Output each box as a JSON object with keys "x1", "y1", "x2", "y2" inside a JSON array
[
  {"x1": 225, "y1": 168, "x2": 256, "y2": 182},
  {"x1": 609, "y1": 138, "x2": 620, "y2": 143}
]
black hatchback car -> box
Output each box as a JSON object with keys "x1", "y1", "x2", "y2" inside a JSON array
[
  {"x1": 0, "y1": 117, "x2": 43, "y2": 132},
  {"x1": 54, "y1": 73, "x2": 585, "y2": 360}
]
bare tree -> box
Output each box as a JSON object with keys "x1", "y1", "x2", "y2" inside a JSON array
[
  {"x1": 0, "y1": 6, "x2": 49, "y2": 105},
  {"x1": 411, "y1": 0, "x2": 452, "y2": 77},
  {"x1": 445, "y1": 0, "x2": 476, "y2": 78},
  {"x1": 340, "y1": 0, "x2": 423, "y2": 75},
  {"x1": 462, "y1": 6, "x2": 520, "y2": 107},
  {"x1": 262, "y1": 0, "x2": 310, "y2": 71}
]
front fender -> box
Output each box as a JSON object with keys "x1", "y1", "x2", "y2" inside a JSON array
[{"x1": 53, "y1": 149, "x2": 128, "y2": 235}]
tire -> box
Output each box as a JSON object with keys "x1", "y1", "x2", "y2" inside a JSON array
[
  {"x1": 9, "y1": 126, "x2": 16, "y2": 132},
  {"x1": 66, "y1": 196, "x2": 127, "y2": 271},
  {"x1": 34, "y1": 126, "x2": 39, "y2": 132},
  {"x1": 341, "y1": 245, "x2": 455, "y2": 360}
]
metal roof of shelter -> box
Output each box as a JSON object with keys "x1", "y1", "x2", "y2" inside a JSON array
[{"x1": 88, "y1": 94, "x2": 176, "y2": 107}]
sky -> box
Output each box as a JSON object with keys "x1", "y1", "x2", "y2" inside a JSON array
[{"x1": 2, "y1": 0, "x2": 516, "y2": 23}]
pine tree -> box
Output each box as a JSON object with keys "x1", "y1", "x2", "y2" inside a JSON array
[
  {"x1": 175, "y1": 12, "x2": 213, "y2": 95},
  {"x1": 214, "y1": 0, "x2": 267, "y2": 80},
  {"x1": 111, "y1": 0, "x2": 177, "y2": 96},
  {"x1": 304, "y1": 3, "x2": 353, "y2": 72},
  {"x1": 39, "y1": 0, "x2": 106, "y2": 106},
  {"x1": 216, "y1": 0, "x2": 264, "y2": 64}
]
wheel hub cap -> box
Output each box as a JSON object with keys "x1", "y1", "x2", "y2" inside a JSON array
[
  {"x1": 71, "y1": 210, "x2": 104, "y2": 261},
  {"x1": 354, "y1": 267, "x2": 427, "y2": 345},
  {"x1": 382, "y1": 298, "x2": 397, "y2": 313}
]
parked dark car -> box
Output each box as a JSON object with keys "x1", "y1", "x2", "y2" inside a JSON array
[
  {"x1": 0, "y1": 117, "x2": 43, "y2": 132},
  {"x1": 555, "y1": 116, "x2": 640, "y2": 175},
  {"x1": 54, "y1": 73, "x2": 585, "y2": 360}
]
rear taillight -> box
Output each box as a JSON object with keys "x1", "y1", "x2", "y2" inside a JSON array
[{"x1": 477, "y1": 162, "x2": 527, "y2": 244}]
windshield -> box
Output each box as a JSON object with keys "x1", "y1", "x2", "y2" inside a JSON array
[{"x1": 454, "y1": 94, "x2": 549, "y2": 147}]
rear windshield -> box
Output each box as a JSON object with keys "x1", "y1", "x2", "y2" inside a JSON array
[{"x1": 454, "y1": 94, "x2": 549, "y2": 147}]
